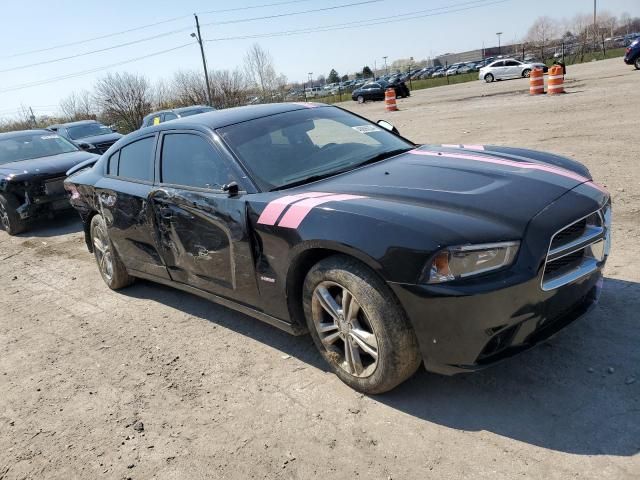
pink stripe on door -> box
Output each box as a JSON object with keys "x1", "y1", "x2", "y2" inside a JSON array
[
  {"x1": 257, "y1": 192, "x2": 332, "y2": 226},
  {"x1": 278, "y1": 194, "x2": 366, "y2": 229}
]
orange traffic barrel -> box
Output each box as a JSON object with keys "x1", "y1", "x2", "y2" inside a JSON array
[
  {"x1": 529, "y1": 67, "x2": 544, "y2": 95},
  {"x1": 547, "y1": 65, "x2": 565, "y2": 94},
  {"x1": 385, "y1": 88, "x2": 398, "y2": 111}
]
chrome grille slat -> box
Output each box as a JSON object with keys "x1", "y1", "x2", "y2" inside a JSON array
[{"x1": 541, "y1": 205, "x2": 610, "y2": 291}]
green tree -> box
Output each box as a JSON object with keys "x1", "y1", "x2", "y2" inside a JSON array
[
  {"x1": 362, "y1": 66, "x2": 373, "y2": 78},
  {"x1": 341, "y1": 74, "x2": 349, "y2": 81},
  {"x1": 327, "y1": 69, "x2": 340, "y2": 84}
]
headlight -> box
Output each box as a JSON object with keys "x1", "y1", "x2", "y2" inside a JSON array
[{"x1": 425, "y1": 241, "x2": 520, "y2": 284}]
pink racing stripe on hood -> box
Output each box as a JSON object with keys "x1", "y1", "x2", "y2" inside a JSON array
[
  {"x1": 408, "y1": 149, "x2": 590, "y2": 184},
  {"x1": 257, "y1": 192, "x2": 333, "y2": 226},
  {"x1": 278, "y1": 194, "x2": 366, "y2": 229}
]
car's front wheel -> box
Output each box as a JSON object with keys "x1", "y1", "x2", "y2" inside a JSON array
[
  {"x1": 484, "y1": 73, "x2": 495, "y2": 83},
  {"x1": 303, "y1": 255, "x2": 422, "y2": 394},
  {"x1": 90, "y1": 214, "x2": 134, "y2": 290},
  {"x1": 357, "y1": 95, "x2": 365, "y2": 104},
  {"x1": 635, "y1": 57, "x2": 640, "y2": 70},
  {"x1": 522, "y1": 68, "x2": 531, "y2": 78},
  {"x1": 0, "y1": 193, "x2": 27, "y2": 235}
]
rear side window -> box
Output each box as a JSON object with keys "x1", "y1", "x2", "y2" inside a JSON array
[
  {"x1": 160, "y1": 133, "x2": 234, "y2": 189},
  {"x1": 117, "y1": 136, "x2": 155, "y2": 182},
  {"x1": 163, "y1": 112, "x2": 178, "y2": 121}
]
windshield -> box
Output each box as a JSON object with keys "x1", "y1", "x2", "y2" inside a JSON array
[
  {"x1": 218, "y1": 107, "x2": 413, "y2": 191},
  {"x1": 0, "y1": 133, "x2": 78, "y2": 165},
  {"x1": 67, "y1": 123, "x2": 112, "y2": 140}
]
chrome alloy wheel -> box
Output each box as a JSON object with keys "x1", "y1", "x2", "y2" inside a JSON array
[
  {"x1": 93, "y1": 222, "x2": 114, "y2": 281},
  {"x1": 311, "y1": 281, "x2": 379, "y2": 377}
]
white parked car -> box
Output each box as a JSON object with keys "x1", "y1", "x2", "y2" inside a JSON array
[
  {"x1": 304, "y1": 86, "x2": 325, "y2": 98},
  {"x1": 479, "y1": 58, "x2": 547, "y2": 82}
]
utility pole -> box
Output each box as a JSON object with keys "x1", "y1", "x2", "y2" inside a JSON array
[
  {"x1": 29, "y1": 107, "x2": 36, "y2": 128},
  {"x1": 383, "y1": 56, "x2": 388, "y2": 75},
  {"x1": 192, "y1": 14, "x2": 213, "y2": 107},
  {"x1": 593, "y1": 0, "x2": 597, "y2": 48},
  {"x1": 496, "y1": 32, "x2": 503, "y2": 55}
]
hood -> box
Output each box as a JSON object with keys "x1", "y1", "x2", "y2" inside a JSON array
[
  {"x1": 72, "y1": 132, "x2": 122, "y2": 145},
  {"x1": 291, "y1": 145, "x2": 596, "y2": 236},
  {"x1": 0, "y1": 150, "x2": 100, "y2": 182}
]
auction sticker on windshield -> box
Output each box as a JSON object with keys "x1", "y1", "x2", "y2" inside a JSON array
[{"x1": 352, "y1": 125, "x2": 381, "y2": 133}]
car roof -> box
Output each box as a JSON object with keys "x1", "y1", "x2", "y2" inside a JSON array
[
  {"x1": 0, "y1": 129, "x2": 54, "y2": 140},
  {"x1": 133, "y1": 103, "x2": 331, "y2": 139},
  {"x1": 48, "y1": 119, "x2": 99, "y2": 128}
]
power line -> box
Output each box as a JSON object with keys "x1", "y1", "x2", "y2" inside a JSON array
[
  {"x1": 0, "y1": 0, "x2": 509, "y2": 95},
  {"x1": 199, "y1": 0, "x2": 314, "y2": 14},
  {"x1": 0, "y1": 0, "x2": 379, "y2": 73},
  {"x1": 0, "y1": 43, "x2": 193, "y2": 95}
]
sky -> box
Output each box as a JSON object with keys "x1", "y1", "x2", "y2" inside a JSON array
[{"x1": 0, "y1": 0, "x2": 638, "y2": 119}]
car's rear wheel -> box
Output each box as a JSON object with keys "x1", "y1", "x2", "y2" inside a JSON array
[
  {"x1": 0, "y1": 193, "x2": 27, "y2": 235},
  {"x1": 484, "y1": 73, "x2": 494, "y2": 83},
  {"x1": 357, "y1": 95, "x2": 365, "y2": 104},
  {"x1": 303, "y1": 255, "x2": 422, "y2": 394},
  {"x1": 522, "y1": 68, "x2": 532, "y2": 78},
  {"x1": 635, "y1": 57, "x2": 640, "y2": 70},
  {"x1": 90, "y1": 214, "x2": 134, "y2": 290}
]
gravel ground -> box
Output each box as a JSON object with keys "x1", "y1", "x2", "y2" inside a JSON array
[{"x1": 1, "y1": 57, "x2": 638, "y2": 479}]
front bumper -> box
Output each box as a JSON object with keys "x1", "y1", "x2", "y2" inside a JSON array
[{"x1": 390, "y1": 268, "x2": 602, "y2": 375}]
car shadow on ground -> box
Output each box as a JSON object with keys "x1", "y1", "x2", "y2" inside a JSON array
[
  {"x1": 124, "y1": 277, "x2": 639, "y2": 457},
  {"x1": 17, "y1": 210, "x2": 83, "y2": 237}
]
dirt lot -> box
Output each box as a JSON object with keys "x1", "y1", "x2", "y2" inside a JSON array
[{"x1": 1, "y1": 57, "x2": 639, "y2": 479}]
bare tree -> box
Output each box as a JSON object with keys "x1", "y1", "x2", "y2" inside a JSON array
[
  {"x1": 152, "y1": 79, "x2": 176, "y2": 110},
  {"x1": 210, "y1": 69, "x2": 249, "y2": 108},
  {"x1": 244, "y1": 43, "x2": 278, "y2": 100},
  {"x1": 172, "y1": 70, "x2": 209, "y2": 107},
  {"x1": 93, "y1": 72, "x2": 151, "y2": 133},
  {"x1": 59, "y1": 90, "x2": 94, "y2": 121},
  {"x1": 526, "y1": 16, "x2": 558, "y2": 59},
  {"x1": 619, "y1": 12, "x2": 632, "y2": 35},
  {"x1": 596, "y1": 11, "x2": 617, "y2": 38}
]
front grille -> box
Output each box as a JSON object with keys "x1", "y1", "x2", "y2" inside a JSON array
[
  {"x1": 94, "y1": 141, "x2": 116, "y2": 154},
  {"x1": 541, "y1": 204, "x2": 611, "y2": 291}
]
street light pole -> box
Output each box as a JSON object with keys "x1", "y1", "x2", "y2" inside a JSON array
[
  {"x1": 383, "y1": 56, "x2": 388, "y2": 75},
  {"x1": 192, "y1": 14, "x2": 213, "y2": 107},
  {"x1": 496, "y1": 32, "x2": 503, "y2": 55}
]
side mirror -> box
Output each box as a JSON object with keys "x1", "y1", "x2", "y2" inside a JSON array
[
  {"x1": 377, "y1": 120, "x2": 399, "y2": 135},
  {"x1": 78, "y1": 142, "x2": 93, "y2": 151},
  {"x1": 222, "y1": 181, "x2": 239, "y2": 197},
  {"x1": 110, "y1": 125, "x2": 118, "y2": 133}
]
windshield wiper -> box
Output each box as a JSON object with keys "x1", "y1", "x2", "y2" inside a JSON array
[{"x1": 270, "y1": 147, "x2": 413, "y2": 192}]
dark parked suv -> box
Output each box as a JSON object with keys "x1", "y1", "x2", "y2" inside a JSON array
[
  {"x1": 624, "y1": 38, "x2": 640, "y2": 69},
  {"x1": 141, "y1": 105, "x2": 216, "y2": 128},
  {"x1": 47, "y1": 120, "x2": 122, "y2": 155}
]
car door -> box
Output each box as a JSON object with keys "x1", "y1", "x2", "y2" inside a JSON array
[
  {"x1": 149, "y1": 130, "x2": 259, "y2": 303},
  {"x1": 96, "y1": 134, "x2": 170, "y2": 279},
  {"x1": 504, "y1": 60, "x2": 522, "y2": 78},
  {"x1": 490, "y1": 61, "x2": 506, "y2": 79}
]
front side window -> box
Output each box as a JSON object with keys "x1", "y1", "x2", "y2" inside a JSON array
[
  {"x1": 117, "y1": 136, "x2": 155, "y2": 182},
  {"x1": 0, "y1": 133, "x2": 78, "y2": 164},
  {"x1": 161, "y1": 133, "x2": 234, "y2": 189},
  {"x1": 163, "y1": 113, "x2": 178, "y2": 121},
  {"x1": 67, "y1": 123, "x2": 113, "y2": 140},
  {"x1": 219, "y1": 107, "x2": 413, "y2": 191}
]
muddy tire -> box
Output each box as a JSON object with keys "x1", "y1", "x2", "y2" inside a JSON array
[
  {"x1": 303, "y1": 255, "x2": 422, "y2": 394},
  {"x1": 484, "y1": 73, "x2": 494, "y2": 83},
  {"x1": 522, "y1": 68, "x2": 532, "y2": 78},
  {"x1": 0, "y1": 193, "x2": 27, "y2": 235},
  {"x1": 635, "y1": 57, "x2": 640, "y2": 70},
  {"x1": 90, "y1": 214, "x2": 134, "y2": 290},
  {"x1": 357, "y1": 95, "x2": 365, "y2": 104}
]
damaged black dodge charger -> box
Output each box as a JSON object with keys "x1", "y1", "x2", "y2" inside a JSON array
[
  {"x1": 64, "y1": 103, "x2": 611, "y2": 393},
  {"x1": 0, "y1": 130, "x2": 98, "y2": 234}
]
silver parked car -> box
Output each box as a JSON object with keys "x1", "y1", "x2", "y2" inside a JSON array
[{"x1": 479, "y1": 58, "x2": 547, "y2": 83}]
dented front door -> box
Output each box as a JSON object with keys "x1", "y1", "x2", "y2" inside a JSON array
[{"x1": 150, "y1": 188, "x2": 259, "y2": 303}]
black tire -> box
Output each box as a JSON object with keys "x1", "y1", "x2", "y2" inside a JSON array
[
  {"x1": 303, "y1": 255, "x2": 422, "y2": 394},
  {"x1": 357, "y1": 95, "x2": 365, "y2": 104},
  {"x1": 484, "y1": 73, "x2": 494, "y2": 83},
  {"x1": 522, "y1": 68, "x2": 532, "y2": 78},
  {"x1": 90, "y1": 214, "x2": 134, "y2": 290},
  {"x1": 0, "y1": 193, "x2": 27, "y2": 235},
  {"x1": 635, "y1": 57, "x2": 640, "y2": 70}
]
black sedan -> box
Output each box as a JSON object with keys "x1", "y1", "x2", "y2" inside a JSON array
[
  {"x1": 48, "y1": 120, "x2": 122, "y2": 155},
  {"x1": 65, "y1": 103, "x2": 611, "y2": 393},
  {"x1": 351, "y1": 80, "x2": 409, "y2": 103},
  {"x1": 0, "y1": 130, "x2": 98, "y2": 234}
]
